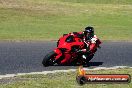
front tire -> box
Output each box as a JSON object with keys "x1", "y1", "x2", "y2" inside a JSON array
[{"x1": 42, "y1": 51, "x2": 56, "y2": 67}]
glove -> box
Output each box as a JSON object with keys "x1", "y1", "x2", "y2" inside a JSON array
[{"x1": 77, "y1": 49, "x2": 88, "y2": 53}]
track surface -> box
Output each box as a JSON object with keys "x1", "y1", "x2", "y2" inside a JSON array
[{"x1": 0, "y1": 41, "x2": 132, "y2": 75}]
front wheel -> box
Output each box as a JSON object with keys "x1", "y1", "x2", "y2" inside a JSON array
[{"x1": 42, "y1": 51, "x2": 56, "y2": 67}]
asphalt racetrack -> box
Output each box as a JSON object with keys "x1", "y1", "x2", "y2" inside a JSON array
[{"x1": 0, "y1": 41, "x2": 132, "y2": 75}]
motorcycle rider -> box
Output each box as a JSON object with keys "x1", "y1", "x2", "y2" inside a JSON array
[
  {"x1": 80, "y1": 26, "x2": 101, "y2": 60},
  {"x1": 70, "y1": 26, "x2": 101, "y2": 62}
]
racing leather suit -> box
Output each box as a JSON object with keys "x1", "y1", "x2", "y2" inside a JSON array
[{"x1": 72, "y1": 32, "x2": 101, "y2": 59}]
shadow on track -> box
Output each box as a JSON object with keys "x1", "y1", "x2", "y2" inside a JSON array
[
  {"x1": 47, "y1": 62, "x2": 104, "y2": 67},
  {"x1": 85, "y1": 62, "x2": 103, "y2": 67}
]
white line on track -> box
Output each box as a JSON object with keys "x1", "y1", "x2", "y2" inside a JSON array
[{"x1": 0, "y1": 66, "x2": 131, "y2": 79}]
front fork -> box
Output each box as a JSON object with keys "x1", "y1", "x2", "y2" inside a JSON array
[
  {"x1": 54, "y1": 48, "x2": 69, "y2": 65},
  {"x1": 53, "y1": 48, "x2": 62, "y2": 60}
]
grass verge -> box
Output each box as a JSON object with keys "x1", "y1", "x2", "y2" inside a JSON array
[
  {"x1": 0, "y1": 68, "x2": 132, "y2": 88},
  {"x1": 0, "y1": 0, "x2": 132, "y2": 41}
]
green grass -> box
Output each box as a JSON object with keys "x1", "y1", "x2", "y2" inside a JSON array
[
  {"x1": 0, "y1": 0, "x2": 132, "y2": 41},
  {"x1": 52, "y1": 0, "x2": 132, "y2": 4},
  {"x1": 0, "y1": 68, "x2": 132, "y2": 88}
]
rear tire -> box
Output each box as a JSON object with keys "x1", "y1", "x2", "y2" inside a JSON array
[
  {"x1": 87, "y1": 54, "x2": 94, "y2": 62},
  {"x1": 85, "y1": 54, "x2": 94, "y2": 66},
  {"x1": 42, "y1": 51, "x2": 56, "y2": 67}
]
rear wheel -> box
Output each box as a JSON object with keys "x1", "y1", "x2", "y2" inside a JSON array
[
  {"x1": 42, "y1": 51, "x2": 56, "y2": 67},
  {"x1": 87, "y1": 54, "x2": 94, "y2": 61},
  {"x1": 85, "y1": 54, "x2": 94, "y2": 66}
]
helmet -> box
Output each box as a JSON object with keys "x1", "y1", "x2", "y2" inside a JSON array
[{"x1": 83, "y1": 26, "x2": 94, "y2": 40}]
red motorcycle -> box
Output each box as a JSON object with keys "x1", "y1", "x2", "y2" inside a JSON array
[{"x1": 42, "y1": 33, "x2": 100, "y2": 67}]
